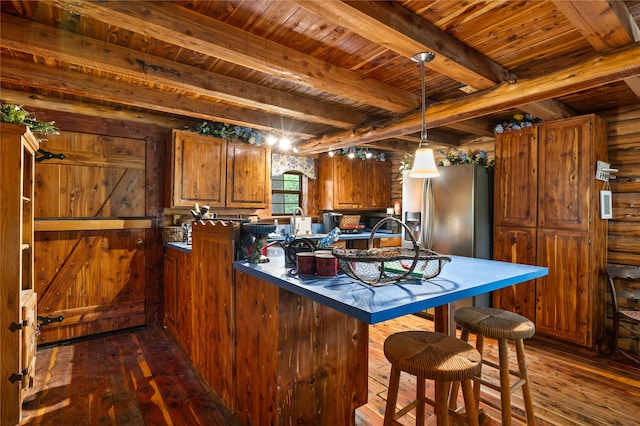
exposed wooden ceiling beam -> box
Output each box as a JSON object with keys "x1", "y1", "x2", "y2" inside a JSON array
[
  {"x1": 294, "y1": 0, "x2": 575, "y2": 128},
  {"x1": 519, "y1": 99, "x2": 578, "y2": 121},
  {"x1": 442, "y1": 118, "x2": 494, "y2": 137},
  {"x1": 0, "y1": 88, "x2": 196, "y2": 129},
  {"x1": 297, "y1": 42, "x2": 640, "y2": 154},
  {"x1": 52, "y1": 0, "x2": 419, "y2": 113},
  {"x1": 292, "y1": 0, "x2": 513, "y2": 90},
  {"x1": 0, "y1": 14, "x2": 367, "y2": 129},
  {"x1": 553, "y1": 0, "x2": 640, "y2": 98},
  {"x1": 0, "y1": 56, "x2": 329, "y2": 138}
]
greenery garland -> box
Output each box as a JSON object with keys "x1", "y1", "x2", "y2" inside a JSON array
[
  {"x1": 1, "y1": 104, "x2": 59, "y2": 140},
  {"x1": 187, "y1": 120, "x2": 263, "y2": 145},
  {"x1": 333, "y1": 146, "x2": 386, "y2": 161}
]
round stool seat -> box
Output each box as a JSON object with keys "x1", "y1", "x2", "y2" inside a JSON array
[
  {"x1": 384, "y1": 331, "x2": 481, "y2": 382},
  {"x1": 454, "y1": 307, "x2": 535, "y2": 340}
]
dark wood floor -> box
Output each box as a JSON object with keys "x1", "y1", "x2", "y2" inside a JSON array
[{"x1": 21, "y1": 315, "x2": 640, "y2": 425}]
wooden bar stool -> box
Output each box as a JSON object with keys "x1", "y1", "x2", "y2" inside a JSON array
[
  {"x1": 453, "y1": 307, "x2": 536, "y2": 425},
  {"x1": 383, "y1": 331, "x2": 482, "y2": 426}
]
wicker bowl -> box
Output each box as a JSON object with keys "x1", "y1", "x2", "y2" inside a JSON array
[{"x1": 331, "y1": 217, "x2": 451, "y2": 286}]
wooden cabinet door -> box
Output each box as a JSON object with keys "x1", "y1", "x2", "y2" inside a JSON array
[
  {"x1": 168, "y1": 130, "x2": 226, "y2": 208},
  {"x1": 536, "y1": 228, "x2": 592, "y2": 346},
  {"x1": 176, "y1": 249, "x2": 193, "y2": 355},
  {"x1": 494, "y1": 127, "x2": 538, "y2": 228},
  {"x1": 20, "y1": 291, "x2": 37, "y2": 391},
  {"x1": 538, "y1": 117, "x2": 592, "y2": 230},
  {"x1": 163, "y1": 251, "x2": 178, "y2": 332},
  {"x1": 364, "y1": 161, "x2": 391, "y2": 209},
  {"x1": 226, "y1": 140, "x2": 270, "y2": 208},
  {"x1": 492, "y1": 226, "x2": 537, "y2": 321},
  {"x1": 334, "y1": 155, "x2": 364, "y2": 208}
]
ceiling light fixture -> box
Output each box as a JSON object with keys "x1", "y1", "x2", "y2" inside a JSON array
[{"x1": 409, "y1": 52, "x2": 439, "y2": 179}]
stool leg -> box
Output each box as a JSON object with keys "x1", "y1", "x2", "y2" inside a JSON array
[
  {"x1": 461, "y1": 378, "x2": 480, "y2": 426},
  {"x1": 515, "y1": 339, "x2": 536, "y2": 425},
  {"x1": 417, "y1": 376, "x2": 426, "y2": 425},
  {"x1": 498, "y1": 338, "x2": 512, "y2": 426},
  {"x1": 473, "y1": 334, "x2": 485, "y2": 412},
  {"x1": 384, "y1": 365, "x2": 401, "y2": 426},
  {"x1": 448, "y1": 328, "x2": 472, "y2": 411},
  {"x1": 435, "y1": 381, "x2": 451, "y2": 426}
]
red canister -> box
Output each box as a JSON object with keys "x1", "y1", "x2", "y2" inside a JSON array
[
  {"x1": 315, "y1": 253, "x2": 338, "y2": 277},
  {"x1": 296, "y1": 252, "x2": 316, "y2": 274}
]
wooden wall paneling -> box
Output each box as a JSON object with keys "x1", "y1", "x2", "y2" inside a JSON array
[
  {"x1": 234, "y1": 269, "x2": 369, "y2": 424},
  {"x1": 234, "y1": 269, "x2": 279, "y2": 425},
  {"x1": 190, "y1": 220, "x2": 238, "y2": 412}
]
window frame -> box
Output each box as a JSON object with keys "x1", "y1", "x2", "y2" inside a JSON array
[{"x1": 271, "y1": 171, "x2": 305, "y2": 215}]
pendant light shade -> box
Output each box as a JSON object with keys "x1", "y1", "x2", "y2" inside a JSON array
[
  {"x1": 409, "y1": 52, "x2": 439, "y2": 179},
  {"x1": 410, "y1": 147, "x2": 439, "y2": 178}
]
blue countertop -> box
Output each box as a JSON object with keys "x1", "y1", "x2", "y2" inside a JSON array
[
  {"x1": 267, "y1": 231, "x2": 402, "y2": 242},
  {"x1": 234, "y1": 251, "x2": 548, "y2": 324}
]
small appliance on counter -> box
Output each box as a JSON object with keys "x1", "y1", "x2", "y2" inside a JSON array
[
  {"x1": 322, "y1": 212, "x2": 343, "y2": 233},
  {"x1": 364, "y1": 213, "x2": 401, "y2": 233}
]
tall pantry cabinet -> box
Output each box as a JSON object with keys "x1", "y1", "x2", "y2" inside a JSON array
[
  {"x1": 492, "y1": 114, "x2": 608, "y2": 348},
  {"x1": 1, "y1": 124, "x2": 39, "y2": 425}
]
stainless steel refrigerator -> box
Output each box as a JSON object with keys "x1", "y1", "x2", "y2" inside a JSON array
[{"x1": 402, "y1": 163, "x2": 493, "y2": 315}]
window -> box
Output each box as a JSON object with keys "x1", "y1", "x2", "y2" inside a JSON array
[{"x1": 272, "y1": 172, "x2": 302, "y2": 215}]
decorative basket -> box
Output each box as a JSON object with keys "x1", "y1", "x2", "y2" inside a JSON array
[
  {"x1": 339, "y1": 215, "x2": 361, "y2": 228},
  {"x1": 331, "y1": 217, "x2": 451, "y2": 286},
  {"x1": 162, "y1": 226, "x2": 184, "y2": 243}
]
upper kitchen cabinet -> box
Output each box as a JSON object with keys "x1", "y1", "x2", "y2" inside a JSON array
[
  {"x1": 318, "y1": 153, "x2": 390, "y2": 211},
  {"x1": 364, "y1": 160, "x2": 391, "y2": 209},
  {"x1": 226, "y1": 140, "x2": 270, "y2": 209},
  {"x1": 166, "y1": 130, "x2": 270, "y2": 209},
  {"x1": 167, "y1": 130, "x2": 226, "y2": 208},
  {"x1": 494, "y1": 126, "x2": 538, "y2": 228}
]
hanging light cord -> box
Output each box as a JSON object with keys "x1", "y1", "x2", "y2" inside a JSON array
[
  {"x1": 411, "y1": 52, "x2": 435, "y2": 148},
  {"x1": 419, "y1": 60, "x2": 427, "y2": 146}
]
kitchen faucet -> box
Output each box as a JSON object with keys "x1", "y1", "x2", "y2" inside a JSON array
[{"x1": 291, "y1": 206, "x2": 305, "y2": 236}]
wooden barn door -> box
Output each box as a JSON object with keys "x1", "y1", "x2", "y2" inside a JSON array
[{"x1": 33, "y1": 131, "x2": 151, "y2": 345}]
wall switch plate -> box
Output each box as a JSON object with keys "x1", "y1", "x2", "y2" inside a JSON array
[{"x1": 595, "y1": 160, "x2": 618, "y2": 181}]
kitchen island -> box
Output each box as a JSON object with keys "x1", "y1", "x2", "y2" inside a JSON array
[
  {"x1": 231, "y1": 249, "x2": 547, "y2": 425},
  {"x1": 165, "y1": 222, "x2": 546, "y2": 425}
]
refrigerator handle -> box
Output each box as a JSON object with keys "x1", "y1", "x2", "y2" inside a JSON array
[{"x1": 421, "y1": 178, "x2": 435, "y2": 250}]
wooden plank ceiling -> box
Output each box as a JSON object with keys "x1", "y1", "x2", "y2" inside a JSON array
[{"x1": 1, "y1": 0, "x2": 639, "y2": 154}]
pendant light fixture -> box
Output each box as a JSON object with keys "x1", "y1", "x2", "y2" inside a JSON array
[{"x1": 409, "y1": 52, "x2": 439, "y2": 178}]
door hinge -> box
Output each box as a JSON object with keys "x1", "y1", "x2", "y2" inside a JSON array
[
  {"x1": 35, "y1": 148, "x2": 65, "y2": 162},
  {"x1": 37, "y1": 315, "x2": 65, "y2": 329},
  {"x1": 8, "y1": 369, "x2": 26, "y2": 384},
  {"x1": 8, "y1": 320, "x2": 27, "y2": 332}
]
